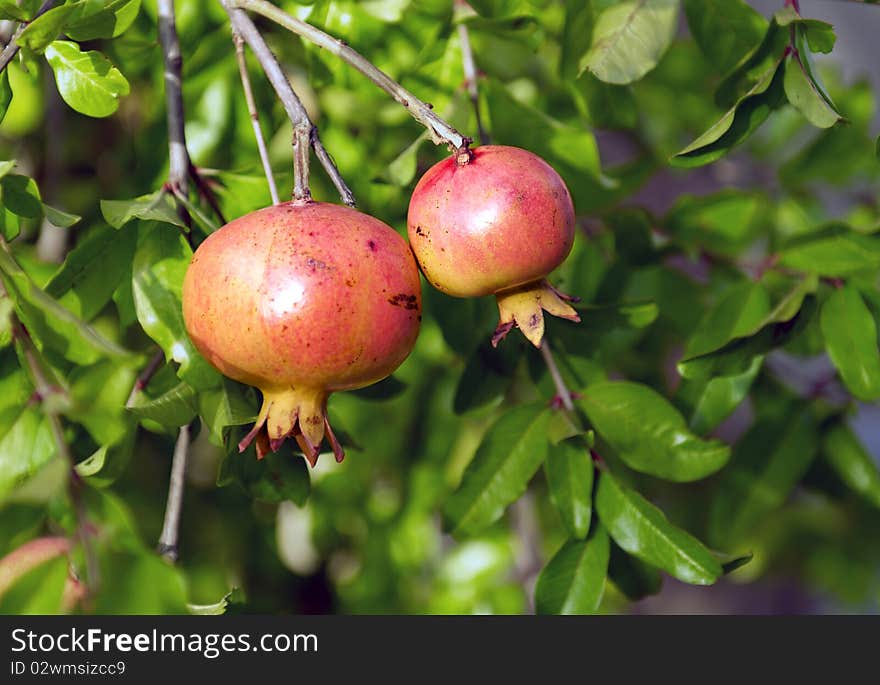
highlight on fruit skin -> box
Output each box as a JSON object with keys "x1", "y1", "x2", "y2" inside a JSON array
[
  {"x1": 406, "y1": 144, "x2": 579, "y2": 348},
  {"x1": 182, "y1": 201, "x2": 422, "y2": 467}
]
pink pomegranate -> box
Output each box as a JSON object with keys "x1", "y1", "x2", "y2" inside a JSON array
[
  {"x1": 407, "y1": 145, "x2": 579, "y2": 348},
  {"x1": 182, "y1": 201, "x2": 421, "y2": 466}
]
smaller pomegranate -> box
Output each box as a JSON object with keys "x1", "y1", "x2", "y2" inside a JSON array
[
  {"x1": 407, "y1": 145, "x2": 579, "y2": 348},
  {"x1": 182, "y1": 202, "x2": 421, "y2": 466}
]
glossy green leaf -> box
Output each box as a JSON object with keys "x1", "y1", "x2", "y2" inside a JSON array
[
  {"x1": 131, "y1": 225, "x2": 219, "y2": 390},
  {"x1": 128, "y1": 381, "x2": 198, "y2": 428},
  {"x1": 41, "y1": 204, "x2": 80, "y2": 229},
  {"x1": 45, "y1": 41, "x2": 130, "y2": 118},
  {"x1": 67, "y1": 360, "x2": 135, "y2": 445},
  {"x1": 74, "y1": 430, "x2": 135, "y2": 487},
  {"x1": 596, "y1": 471, "x2": 722, "y2": 585},
  {"x1": 65, "y1": 0, "x2": 141, "y2": 41},
  {"x1": 709, "y1": 410, "x2": 818, "y2": 547},
  {"x1": 774, "y1": 7, "x2": 836, "y2": 54},
  {"x1": 683, "y1": 0, "x2": 766, "y2": 76},
  {"x1": 198, "y1": 380, "x2": 257, "y2": 446},
  {"x1": 823, "y1": 423, "x2": 880, "y2": 509},
  {"x1": 44, "y1": 224, "x2": 138, "y2": 320},
  {"x1": 101, "y1": 191, "x2": 186, "y2": 230},
  {"x1": 444, "y1": 404, "x2": 551, "y2": 536},
  {"x1": 780, "y1": 231, "x2": 880, "y2": 277},
  {"x1": 16, "y1": 3, "x2": 80, "y2": 53},
  {"x1": 820, "y1": 286, "x2": 880, "y2": 401},
  {"x1": 534, "y1": 526, "x2": 609, "y2": 615},
  {"x1": 545, "y1": 437, "x2": 593, "y2": 539},
  {"x1": 665, "y1": 191, "x2": 767, "y2": 253},
  {"x1": 784, "y1": 51, "x2": 842, "y2": 129},
  {"x1": 1, "y1": 174, "x2": 42, "y2": 218},
  {"x1": 0, "y1": 1, "x2": 32, "y2": 21},
  {"x1": 0, "y1": 248, "x2": 132, "y2": 365},
  {"x1": 678, "y1": 277, "x2": 818, "y2": 380},
  {"x1": 578, "y1": 381, "x2": 730, "y2": 482},
  {"x1": 683, "y1": 357, "x2": 762, "y2": 435},
  {"x1": 673, "y1": 54, "x2": 786, "y2": 167},
  {"x1": 580, "y1": 0, "x2": 680, "y2": 85},
  {"x1": 0, "y1": 71, "x2": 11, "y2": 125},
  {"x1": 684, "y1": 281, "x2": 771, "y2": 359}
]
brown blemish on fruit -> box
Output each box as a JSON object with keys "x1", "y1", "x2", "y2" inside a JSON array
[
  {"x1": 305, "y1": 257, "x2": 328, "y2": 271},
  {"x1": 415, "y1": 225, "x2": 427, "y2": 237},
  {"x1": 367, "y1": 240, "x2": 377, "y2": 252},
  {"x1": 388, "y1": 293, "x2": 419, "y2": 310}
]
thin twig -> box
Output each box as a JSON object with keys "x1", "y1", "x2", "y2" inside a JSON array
[
  {"x1": 125, "y1": 349, "x2": 165, "y2": 409},
  {"x1": 229, "y1": 0, "x2": 469, "y2": 150},
  {"x1": 221, "y1": 3, "x2": 355, "y2": 206},
  {"x1": 540, "y1": 340, "x2": 575, "y2": 412},
  {"x1": 157, "y1": 424, "x2": 191, "y2": 562},
  {"x1": 158, "y1": 0, "x2": 191, "y2": 229},
  {"x1": 233, "y1": 31, "x2": 279, "y2": 204},
  {"x1": 0, "y1": 273, "x2": 98, "y2": 594},
  {"x1": 456, "y1": 4, "x2": 488, "y2": 146},
  {"x1": 0, "y1": 0, "x2": 56, "y2": 73},
  {"x1": 188, "y1": 163, "x2": 227, "y2": 225}
]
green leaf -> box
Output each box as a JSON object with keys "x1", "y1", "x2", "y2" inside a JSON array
[
  {"x1": 545, "y1": 437, "x2": 593, "y2": 539},
  {"x1": 131, "y1": 225, "x2": 219, "y2": 390},
  {"x1": 350, "y1": 375, "x2": 407, "y2": 401},
  {"x1": 596, "y1": 471, "x2": 722, "y2": 585},
  {"x1": 0, "y1": 71, "x2": 11, "y2": 125},
  {"x1": 682, "y1": 357, "x2": 762, "y2": 435},
  {"x1": 0, "y1": 1, "x2": 33, "y2": 21},
  {"x1": 678, "y1": 276, "x2": 818, "y2": 380},
  {"x1": 454, "y1": 340, "x2": 520, "y2": 414},
  {"x1": 715, "y1": 18, "x2": 789, "y2": 109},
  {"x1": 101, "y1": 191, "x2": 186, "y2": 230},
  {"x1": 45, "y1": 41, "x2": 130, "y2": 118},
  {"x1": 128, "y1": 381, "x2": 198, "y2": 428},
  {"x1": 74, "y1": 430, "x2": 135, "y2": 487},
  {"x1": 780, "y1": 231, "x2": 880, "y2": 277},
  {"x1": 822, "y1": 423, "x2": 880, "y2": 509},
  {"x1": 0, "y1": 407, "x2": 56, "y2": 503},
  {"x1": 218, "y1": 435, "x2": 311, "y2": 506},
  {"x1": 673, "y1": 53, "x2": 786, "y2": 167},
  {"x1": 534, "y1": 526, "x2": 609, "y2": 615},
  {"x1": 774, "y1": 7, "x2": 836, "y2": 54},
  {"x1": 1, "y1": 174, "x2": 42, "y2": 218},
  {"x1": 784, "y1": 51, "x2": 842, "y2": 129},
  {"x1": 0, "y1": 248, "x2": 132, "y2": 365},
  {"x1": 684, "y1": 281, "x2": 771, "y2": 359},
  {"x1": 93, "y1": 550, "x2": 187, "y2": 613},
  {"x1": 683, "y1": 0, "x2": 767, "y2": 76},
  {"x1": 708, "y1": 409, "x2": 818, "y2": 547},
  {"x1": 578, "y1": 381, "x2": 730, "y2": 482},
  {"x1": 607, "y1": 542, "x2": 662, "y2": 600},
  {"x1": 41, "y1": 203, "x2": 80, "y2": 229},
  {"x1": 820, "y1": 286, "x2": 880, "y2": 401},
  {"x1": 44, "y1": 224, "x2": 138, "y2": 321},
  {"x1": 444, "y1": 404, "x2": 551, "y2": 536},
  {"x1": 580, "y1": 0, "x2": 680, "y2": 85},
  {"x1": 65, "y1": 0, "x2": 141, "y2": 41},
  {"x1": 665, "y1": 190, "x2": 767, "y2": 253},
  {"x1": 67, "y1": 360, "x2": 135, "y2": 445},
  {"x1": 16, "y1": 3, "x2": 80, "y2": 53},
  {"x1": 198, "y1": 379, "x2": 257, "y2": 446}
]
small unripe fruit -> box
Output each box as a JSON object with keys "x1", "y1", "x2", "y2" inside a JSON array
[
  {"x1": 182, "y1": 201, "x2": 421, "y2": 466},
  {"x1": 407, "y1": 145, "x2": 579, "y2": 348}
]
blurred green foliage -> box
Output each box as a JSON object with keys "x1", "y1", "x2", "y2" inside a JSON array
[{"x1": 1, "y1": 0, "x2": 880, "y2": 615}]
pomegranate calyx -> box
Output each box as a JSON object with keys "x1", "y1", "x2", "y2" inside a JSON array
[
  {"x1": 238, "y1": 387, "x2": 336, "y2": 468},
  {"x1": 493, "y1": 279, "x2": 581, "y2": 348}
]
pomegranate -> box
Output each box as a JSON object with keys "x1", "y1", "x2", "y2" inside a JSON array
[
  {"x1": 407, "y1": 145, "x2": 579, "y2": 348},
  {"x1": 182, "y1": 201, "x2": 421, "y2": 466}
]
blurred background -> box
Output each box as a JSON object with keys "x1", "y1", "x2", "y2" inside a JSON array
[{"x1": 1, "y1": 0, "x2": 879, "y2": 615}]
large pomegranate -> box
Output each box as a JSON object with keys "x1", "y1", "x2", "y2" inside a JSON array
[
  {"x1": 182, "y1": 201, "x2": 421, "y2": 466},
  {"x1": 407, "y1": 145, "x2": 579, "y2": 348}
]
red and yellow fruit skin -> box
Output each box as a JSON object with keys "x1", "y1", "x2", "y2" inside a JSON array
[
  {"x1": 407, "y1": 145, "x2": 579, "y2": 348},
  {"x1": 182, "y1": 201, "x2": 421, "y2": 465}
]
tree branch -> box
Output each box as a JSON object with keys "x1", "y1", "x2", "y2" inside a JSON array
[
  {"x1": 229, "y1": 0, "x2": 469, "y2": 151},
  {"x1": 157, "y1": 423, "x2": 190, "y2": 562},
  {"x1": 220, "y1": 2, "x2": 355, "y2": 206},
  {"x1": 158, "y1": 0, "x2": 190, "y2": 201},
  {"x1": 539, "y1": 340, "x2": 575, "y2": 412},
  {"x1": 233, "y1": 31, "x2": 279, "y2": 204},
  {"x1": 456, "y1": 3, "x2": 489, "y2": 146},
  {"x1": 0, "y1": 1, "x2": 56, "y2": 73},
  {"x1": 125, "y1": 348, "x2": 165, "y2": 409}
]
